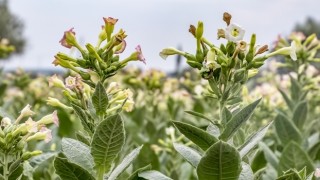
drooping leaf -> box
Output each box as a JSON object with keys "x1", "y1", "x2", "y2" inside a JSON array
[
  {"x1": 108, "y1": 146, "x2": 143, "y2": 180},
  {"x1": 290, "y1": 76, "x2": 301, "y2": 102},
  {"x1": 259, "y1": 142, "x2": 279, "y2": 170},
  {"x1": 76, "y1": 131, "x2": 91, "y2": 146},
  {"x1": 173, "y1": 143, "x2": 201, "y2": 168},
  {"x1": 239, "y1": 162, "x2": 254, "y2": 180},
  {"x1": 61, "y1": 138, "x2": 94, "y2": 174},
  {"x1": 278, "y1": 89, "x2": 294, "y2": 111},
  {"x1": 219, "y1": 98, "x2": 261, "y2": 141},
  {"x1": 184, "y1": 110, "x2": 214, "y2": 123},
  {"x1": 239, "y1": 121, "x2": 273, "y2": 158},
  {"x1": 251, "y1": 150, "x2": 267, "y2": 173},
  {"x1": 29, "y1": 152, "x2": 56, "y2": 168},
  {"x1": 172, "y1": 121, "x2": 218, "y2": 151},
  {"x1": 292, "y1": 101, "x2": 308, "y2": 130},
  {"x1": 274, "y1": 114, "x2": 302, "y2": 145},
  {"x1": 197, "y1": 141, "x2": 241, "y2": 180},
  {"x1": 92, "y1": 81, "x2": 108, "y2": 116},
  {"x1": 278, "y1": 142, "x2": 314, "y2": 175},
  {"x1": 91, "y1": 114, "x2": 125, "y2": 173},
  {"x1": 127, "y1": 164, "x2": 152, "y2": 180},
  {"x1": 138, "y1": 170, "x2": 173, "y2": 180},
  {"x1": 54, "y1": 157, "x2": 95, "y2": 180}
]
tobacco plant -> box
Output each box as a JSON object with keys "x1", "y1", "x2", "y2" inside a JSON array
[
  {"x1": 254, "y1": 32, "x2": 320, "y2": 179},
  {"x1": 160, "y1": 12, "x2": 300, "y2": 180},
  {"x1": 49, "y1": 17, "x2": 171, "y2": 180}
]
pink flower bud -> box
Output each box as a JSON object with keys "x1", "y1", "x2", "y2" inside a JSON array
[
  {"x1": 135, "y1": 45, "x2": 146, "y2": 64},
  {"x1": 59, "y1": 28, "x2": 76, "y2": 48}
]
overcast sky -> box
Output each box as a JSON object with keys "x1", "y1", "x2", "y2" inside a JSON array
[{"x1": 2, "y1": 0, "x2": 320, "y2": 72}]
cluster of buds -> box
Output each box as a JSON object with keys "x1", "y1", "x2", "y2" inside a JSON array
[
  {"x1": 53, "y1": 17, "x2": 146, "y2": 84},
  {"x1": 0, "y1": 104, "x2": 58, "y2": 162},
  {"x1": 273, "y1": 32, "x2": 320, "y2": 63},
  {"x1": 106, "y1": 82, "x2": 135, "y2": 113},
  {"x1": 0, "y1": 38, "x2": 15, "y2": 59},
  {"x1": 159, "y1": 12, "x2": 297, "y2": 104}
]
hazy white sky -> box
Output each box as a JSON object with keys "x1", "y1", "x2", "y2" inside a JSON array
[{"x1": 2, "y1": 0, "x2": 320, "y2": 72}]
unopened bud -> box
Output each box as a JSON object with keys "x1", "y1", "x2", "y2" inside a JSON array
[
  {"x1": 189, "y1": 25, "x2": 196, "y2": 37},
  {"x1": 223, "y1": 12, "x2": 232, "y2": 25},
  {"x1": 255, "y1": 45, "x2": 269, "y2": 55},
  {"x1": 196, "y1": 21, "x2": 204, "y2": 40}
]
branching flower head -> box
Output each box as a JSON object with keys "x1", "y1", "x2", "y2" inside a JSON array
[{"x1": 225, "y1": 23, "x2": 245, "y2": 42}]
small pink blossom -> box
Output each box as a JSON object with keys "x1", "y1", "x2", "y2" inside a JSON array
[
  {"x1": 103, "y1": 17, "x2": 118, "y2": 25},
  {"x1": 59, "y1": 28, "x2": 75, "y2": 48},
  {"x1": 40, "y1": 127, "x2": 52, "y2": 143},
  {"x1": 52, "y1": 110, "x2": 59, "y2": 126},
  {"x1": 135, "y1": 45, "x2": 146, "y2": 64},
  {"x1": 315, "y1": 168, "x2": 320, "y2": 178}
]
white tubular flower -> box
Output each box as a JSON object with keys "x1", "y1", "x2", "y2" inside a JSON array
[
  {"x1": 266, "y1": 41, "x2": 297, "y2": 61},
  {"x1": 107, "y1": 82, "x2": 120, "y2": 94},
  {"x1": 25, "y1": 118, "x2": 38, "y2": 133},
  {"x1": 159, "y1": 47, "x2": 184, "y2": 60},
  {"x1": 47, "y1": 97, "x2": 72, "y2": 110},
  {"x1": 37, "y1": 111, "x2": 59, "y2": 126},
  {"x1": 122, "y1": 99, "x2": 134, "y2": 112},
  {"x1": 1, "y1": 117, "x2": 12, "y2": 127},
  {"x1": 48, "y1": 74, "x2": 65, "y2": 88},
  {"x1": 17, "y1": 104, "x2": 35, "y2": 123},
  {"x1": 65, "y1": 76, "x2": 77, "y2": 89},
  {"x1": 225, "y1": 23, "x2": 245, "y2": 42},
  {"x1": 205, "y1": 49, "x2": 221, "y2": 70},
  {"x1": 26, "y1": 127, "x2": 52, "y2": 143}
]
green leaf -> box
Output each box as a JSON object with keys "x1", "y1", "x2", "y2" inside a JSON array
[
  {"x1": 184, "y1": 110, "x2": 214, "y2": 123},
  {"x1": 173, "y1": 143, "x2": 201, "y2": 168},
  {"x1": 54, "y1": 157, "x2": 95, "y2": 180},
  {"x1": 61, "y1": 138, "x2": 94, "y2": 174},
  {"x1": 278, "y1": 89, "x2": 294, "y2": 111},
  {"x1": 221, "y1": 107, "x2": 232, "y2": 125},
  {"x1": 92, "y1": 81, "x2": 108, "y2": 115},
  {"x1": 239, "y1": 162, "x2": 254, "y2": 180},
  {"x1": 274, "y1": 114, "x2": 302, "y2": 145},
  {"x1": 8, "y1": 159, "x2": 23, "y2": 180},
  {"x1": 292, "y1": 101, "x2": 308, "y2": 130},
  {"x1": 138, "y1": 170, "x2": 173, "y2": 180},
  {"x1": 251, "y1": 150, "x2": 267, "y2": 173},
  {"x1": 29, "y1": 152, "x2": 56, "y2": 168},
  {"x1": 71, "y1": 103, "x2": 94, "y2": 134},
  {"x1": 259, "y1": 142, "x2": 279, "y2": 170},
  {"x1": 206, "y1": 123, "x2": 220, "y2": 138},
  {"x1": 278, "y1": 142, "x2": 314, "y2": 175},
  {"x1": 196, "y1": 141, "x2": 241, "y2": 180},
  {"x1": 127, "y1": 164, "x2": 152, "y2": 180},
  {"x1": 290, "y1": 76, "x2": 301, "y2": 102},
  {"x1": 76, "y1": 131, "x2": 91, "y2": 146},
  {"x1": 108, "y1": 146, "x2": 143, "y2": 180},
  {"x1": 91, "y1": 114, "x2": 125, "y2": 172},
  {"x1": 219, "y1": 98, "x2": 261, "y2": 141},
  {"x1": 238, "y1": 121, "x2": 273, "y2": 158},
  {"x1": 172, "y1": 121, "x2": 218, "y2": 151}
]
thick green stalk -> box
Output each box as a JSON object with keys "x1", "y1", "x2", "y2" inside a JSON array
[{"x1": 3, "y1": 154, "x2": 8, "y2": 180}]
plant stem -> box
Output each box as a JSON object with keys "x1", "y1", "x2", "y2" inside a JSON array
[
  {"x1": 3, "y1": 154, "x2": 8, "y2": 180},
  {"x1": 97, "y1": 166, "x2": 105, "y2": 180}
]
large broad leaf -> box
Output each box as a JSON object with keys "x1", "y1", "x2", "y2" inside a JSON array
[
  {"x1": 108, "y1": 146, "x2": 143, "y2": 180},
  {"x1": 138, "y1": 170, "x2": 173, "y2": 180},
  {"x1": 173, "y1": 143, "x2": 201, "y2": 168},
  {"x1": 219, "y1": 99, "x2": 261, "y2": 141},
  {"x1": 278, "y1": 142, "x2": 314, "y2": 175},
  {"x1": 54, "y1": 157, "x2": 95, "y2": 180},
  {"x1": 172, "y1": 121, "x2": 218, "y2": 151},
  {"x1": 91, "y1": 114, "x2": 125, "y2": 173},
  {"x1": 239, "y1": 162, "x2": 254, "y2": 180},
  {"x1": 92, "y1": 82, "x2": 108, "y2": 116},
  {"x1": 292, "y1": 101, "x2": 308, "y2": 130},
  {"x1": 197, "y1": 141, "x2": 241, "y2": 180},
  {"x1": 274, "y1": 114, "x2": 302, "y2": 145},
  {"x1": 61, "y1": 138, "x2": 94, "y2": 174},
  {"x1": 258, "y1": 142, "x2": 279, "y2": 170},
  {"x1": 238, "y1": 122, "x2": 273, "y2": 158},
  {"x1": 29, "y1": 152, "x2": 56, "y2": 168}
]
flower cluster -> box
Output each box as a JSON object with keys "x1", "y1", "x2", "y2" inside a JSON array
[
  {"x1": 53, "y1": 17, "x2": 146, "y2": 84},
  {"x1": 0, "y1": 38, "x2": 15, "y2": 59},
  {"x1": 0, "y1": 104, "x2": 58, "y2": 162}
]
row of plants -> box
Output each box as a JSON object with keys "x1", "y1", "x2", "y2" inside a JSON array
[{"x1": 1, "y1": 12, "x2": 320, "y2": 180}]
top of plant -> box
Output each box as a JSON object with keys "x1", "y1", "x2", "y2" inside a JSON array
[
  {"x1": 53, "y1": 17, "x2": 146, "y2": 86},
  {"x1": 159, "y1": 12, "x2": 297, "y2": 103}
]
